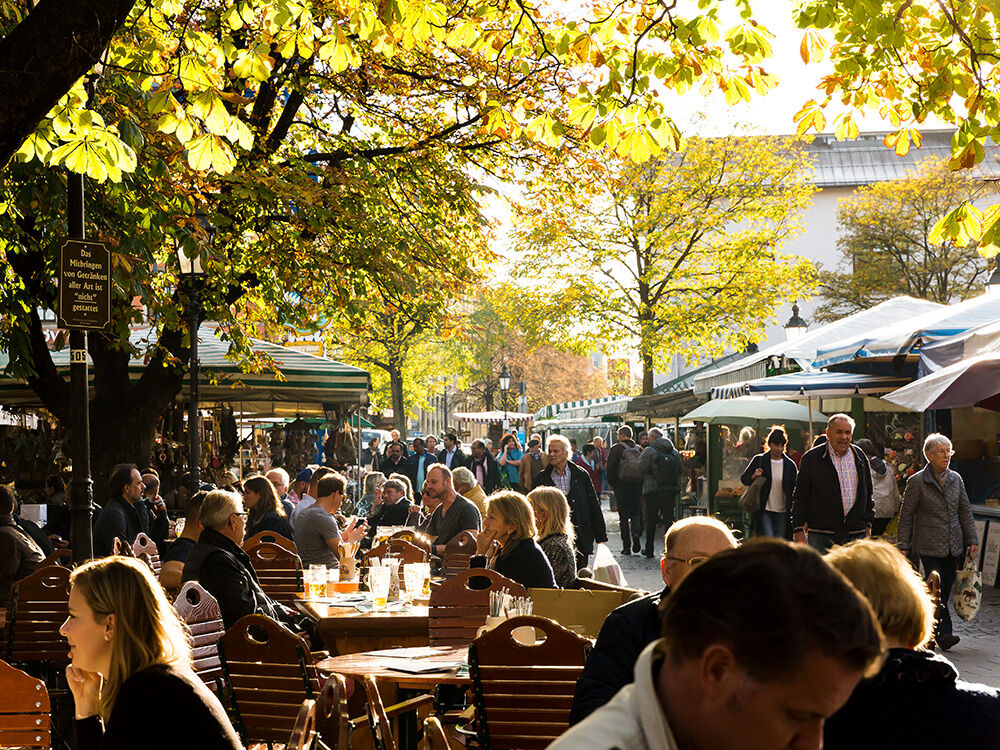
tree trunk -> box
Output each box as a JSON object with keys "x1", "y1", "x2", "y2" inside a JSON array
[
  {"x1": 88, "y1": 392, "x2": 164, "y2": 504},
  {"x1": 388, "y1": 360, "x2": 407, "y2": 442},
  {"x1": 642, "y1": 350, "x2": 654, "y2": 395}
]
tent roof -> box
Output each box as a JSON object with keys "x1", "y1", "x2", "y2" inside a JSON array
[
  {"x1": 711, "y1": 370, "x2": 911, "y2": 400},
  {"x1": 453, "y1": 411, "x2": 534, "y2": 424}
]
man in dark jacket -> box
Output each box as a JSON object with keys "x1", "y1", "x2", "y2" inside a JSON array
[
  {"x1": 0, "y1": 485, "x2": 44, "y2": 606},
  {"x1": 379, "y1": 441, "x2": 408, "y2": 476},
  {"x1": 791, "y1": 413, "x2": 874, "y2": 554},
  {"x1": 605, "y1": 425, "x2": 644, "y2": 555},
  {"x1": 366, "y1": 478, "x2": 412, "y2": 541},
  {"x1": 182, "y1": 489, "x2": 299, "y2": 630},
  {"x1": 569, "y1": 516, "x2": 738, "y2": 725},
  {"x1": 405, "y1": 437, "x2": 438, "y2": 503},
  {"x1": 534, "y1": 435, "x2": 607, "y2": 568},
  {"x1": 468, "y1": 440, "x2": 502, "y2": 494},
  {"x1": 637, "y1": 429, "x2": 682, "y2": 558},
  {"x1": 437, "y1": 433, "x2": 469, "y2": 470},
  {"x1": 93, "y1": 463, "x2": 148, "y2": 557}
]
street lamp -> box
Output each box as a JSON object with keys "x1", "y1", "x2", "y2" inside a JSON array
[
  {"x1": 784, "y1": 303, "x2": 809, "y2": 342},
  {"x1": 178, "y1": 213, "x2": 214, "y2": 495},
  {"x1": 987, "y1": 262, "x2": 1000, "y2": 295},
  {"x1": 499, "y1": 364, "x2": 511, "y2": 427}
]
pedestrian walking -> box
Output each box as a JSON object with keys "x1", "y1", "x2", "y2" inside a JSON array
[
  {"x1": 606, "y1": 426, "x2": 644, "y2": 555},
  {"x1": 740, "y1": 426, "x2": 796, "y2": 539},
  {"x1": 637, "y1": 428, "x2": 681, "y2": 558}
]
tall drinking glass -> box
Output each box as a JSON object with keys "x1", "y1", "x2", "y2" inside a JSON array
[
  {"x1": 308, "y1": 564, "x2": 327, "y2": 598},
  {"x1": 368, "y1": 565, "x2": 392, "y2": 610}
]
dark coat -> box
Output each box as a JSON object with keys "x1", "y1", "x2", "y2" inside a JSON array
[
  {"x1": 471, "y1": 537, "x2": 556, "y2": 589},
  {"x1": 140, "y1": 498, "x2": 170, "y2": 553},
  {"x1": 824, "y1": 648, "x2": 1000, "y2": 748},
  {"x1": 14, "y1": 514, "x2": 54, "y2": 557},
  {"x1": 437, "y1": 447, "x2": 470, "y2": 470},
  {"x1": 182, "y1": 528, "x2": 287, "y2": 629},
  {"x1": 533, "y1": 461, "x2": 608, "y2": 556},
  {"x1": 741, "y1": 452, "x2": 797, "y2": 534},
  {"x1": 469, "y1": 452, "x2": 503, "y2": 494},
  {"x1": 93, "y1": 497, "x2": 146, "y2": 558},
  {"x1": 405, "y1": 451, "x2": 439, "y2": 500},
  {"x1": 791, "y1": 443, "x2": 874, "y2": 539},
  {"x1": 368, "y1": 499, "x2": 413, "y2": 539},
  {"x1": 246, "y1": 507, "x2": 292, "y2": 541},
  {"x1": 378, "y1": 454, "x2": 408, "y2": 477},
  {"x1": 75, "y1": 663, "x2": 241, "y2": 750},
  {"x1": 570, "y1": 586, "x2": 669, "y2": 725},
  {"x1": 605, "y1": 439, "x2": 640, "y2": 488}
]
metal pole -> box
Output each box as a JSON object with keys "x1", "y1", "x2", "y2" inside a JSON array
[
  {"x1": 67, "y1": 171, "x2": 94, "y2": 561},
  {"x1": 187, "y1": 284, "x2": 201, "y2": 495}
]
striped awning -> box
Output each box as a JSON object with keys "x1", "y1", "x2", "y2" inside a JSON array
[
  {"x1": 0, "y1": 325, "x2": 371, "y2": 409},
  {"x1": 452, "y1": 411, "x2": 534, "y2": 424},
  {"x1": 711, "y1": 371, "x2": 912, "y2": 400}
]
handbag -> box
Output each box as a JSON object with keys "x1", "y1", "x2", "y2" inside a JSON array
[
  {"x1": 738, "y1": 475, "x2": 766, "y2": 513},
  {"x1": 953, "y1": 549, "x2": 982, "y2": 622},
  {"x1": 592, "y1": 543, "x2": 627, "y2": 587}
]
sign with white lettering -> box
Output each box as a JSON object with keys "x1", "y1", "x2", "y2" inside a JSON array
[{"x1": 58, "y1": 240, "x2": 110, "y2": 330}]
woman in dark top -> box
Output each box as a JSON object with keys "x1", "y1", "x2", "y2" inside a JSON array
[
  {"x1": 739, "y1": 426, "x2": 797, "y2": 539},
  {"x1": 61, "y1": 556, "x2": 241, "y2": 750},
  {"x1": 472, "y1": 490, "x2": 556, "y2": 589},
  {"x1": 242, "y1": 474, "x2": 292, "y2": 541}
]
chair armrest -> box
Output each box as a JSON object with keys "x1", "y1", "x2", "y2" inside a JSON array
[{"x1": 384, "y1": 693, "x2": 436, "y2": 720}]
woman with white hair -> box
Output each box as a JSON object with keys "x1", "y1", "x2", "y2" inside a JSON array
[{"x1": 898, "y1": 433, "x2": 979, "y2": 651}]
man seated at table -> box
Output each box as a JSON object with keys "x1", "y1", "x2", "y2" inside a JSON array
[
  {"x1": 159, "y1": 490, "x2": 206, "y2": 592},
  {"x1": 294, "y1": 473, "x2": 368, "y2": 568},
  {"x1": 366, "y1": 478, "x2": 412, "y2": 542},
  {"x1": 182, "y1": 489, "x2": 302, "y2": 630},
  {"x1": 451, "y1": 466, "x2": 488, "y2": 521},
  {"x1": 289, "y1": 466, "x2": 333, "y2": 531},
  {"x1": 570, "y1": 516, "x2": 739, "y2": 725},
  {"x1": 551, "y1": 540, "x2": 885, "y2": 749},
  {"x1": 420, "y1": 464, "x2": 482, "y2": 555},
  {"x1": 0, "y1": 484, "x2": 44, "y2": 606}
]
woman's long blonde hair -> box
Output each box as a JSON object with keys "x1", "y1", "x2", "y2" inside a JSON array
[
  {"x1": 527, "y1": 487, "x2": 575, "y2": 547},
  {"x1": 70, "y1": 557, "x2": 191, "y2": 720},
  {"x1": 486, "y1": 491, "x2": 537, "y2": 559}
]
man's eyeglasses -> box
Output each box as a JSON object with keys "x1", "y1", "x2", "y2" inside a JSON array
[{"x1": 664, "y1": 555, "x2": 709, "y2": 568}]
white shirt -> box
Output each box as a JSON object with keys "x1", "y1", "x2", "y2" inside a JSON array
[{"x1": 767, "y1": 458, "x2": 785, "y2": 512}]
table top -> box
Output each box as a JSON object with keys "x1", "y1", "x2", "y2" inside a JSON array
[
  {"x1": 317, "y1": 645, "x2": 470, "y2": 688},
  {"x1": 295, "y1": 596, "x2": 430, "y2": 623}
]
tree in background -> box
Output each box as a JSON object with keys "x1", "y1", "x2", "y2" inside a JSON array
[
  {"x1": 814, "y1": 158, "x2": 994, "y2": 323},
  {"x1": 509, "y1": 136, "x2": 818, "y2": 395}
]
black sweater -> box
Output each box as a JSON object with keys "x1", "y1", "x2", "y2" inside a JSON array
[
  {"x1": 76, "y1": 663, "x2": 241, "y2": 750},
  {"x1": 471, "y1": 537, "x2": 556, "y2": 589}
]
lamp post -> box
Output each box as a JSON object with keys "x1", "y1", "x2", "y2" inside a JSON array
[
  {"x1": 499, "y1": 364, "x2": 511, "y2": 430},
  {"x1": 784, "y1": 303, "x2": 809, "y2": 342},
  {"x1": 178, "y1": 215, "x2": 213, "y2": 495}
]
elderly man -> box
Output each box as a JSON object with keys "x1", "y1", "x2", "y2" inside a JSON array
[
  {"x1": 451, "y1": 466, "x2": 488, "y2": 520},
  {"x1": 366, "y1": 478, "x2": 412, "y2": 540},
  {"x1": 534, "y1": 435, "x2": 607, "y2": 568},
  {"x1": 294, "y1": 474, "x2": 367, "y2": 568},
  {"x1": 265, "y1": 467, "x2": 295, "y2": 518},
  {"x1": 792, "y1": 413, "x2": 874, "y2": 554},
  {"x1": 0, "y1": 484, "x2": 43, "y2": 606},
  {"x1": 159, "y1": 490, "x2": 207, "y2": 592},
  {"x1": 570, "y1": 517, "x2": 739, "y2": 724},
  {"x1": 94, "y1": 464, "x2": 147, "y2": 557},
  {"x1": 421, "y1": 465, "x2": 482, "y2": 554},
  {"x1": 551, "y1": 540, "x2": 885, "y2": 750},
  {"x1": 182, "y1": 489, "x2": 299, "y2": 629}
]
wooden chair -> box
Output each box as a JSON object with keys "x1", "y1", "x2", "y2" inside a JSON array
[
  {"x1": 37, "y1": 548, "x2": 72, "y2": 569},
  {"x1": 364, "y1": 538, "x2": 428, "y2": 566},
  {"x1": 111, "y1": 536, "x2": 135, "y2": 556},
  {"x1": 4, "y1": 564, "x2": 70, "y2": 665},
  {"x1": 173, "y1": 582, "x2": 225, "y2": 692},
  {"x1": 469, "y1": 615, "x2": 591, "y2": 749},
  {"x1": 245, "y1": 541, "x2": 304, "y2": 605},
  {"x1": 315, "y1": 673, "x2": 353, "y2": 750},
  {"x1": 243, "y1": 530, "x2": 298, "y2": 554},
  {"x1": 424, "y1": 716, "x2": 451, "y2": 750},
  {"x1": 132, "y1": 532, "x2": 161, "y2": 576},
  {"x1": 0, "y1": 658, "x2": 50, "y2": 749},
  {"x1": 288, "y1": 699, "x2": 317, "y2": 750},
  {"x1": 358, "y1": 675, "x2": 436, "y2": 750},
  {"x1": 429, "y1": 568, "x2": 526, "y2": 646},
  {"x1": 390, "y1": 528, "x2": 432, "y2": 552},
  {"x1": 440, "y1": 530, "x2": 477, "y2": 578},
  {"x1": 218, "y1": 614, "x2": 318, "y2": 746}
]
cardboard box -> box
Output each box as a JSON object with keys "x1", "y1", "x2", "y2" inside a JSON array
[{"x1": 528, "y1": 588, "x2": 634, "y2": 639}]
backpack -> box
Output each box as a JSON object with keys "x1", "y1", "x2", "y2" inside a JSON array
[
  {"x1": 619, "y1": 444, "x2": 644, "y2": 483},
  {"x1": 654, "y1": 447, "x2": 680, "y2": 487}
]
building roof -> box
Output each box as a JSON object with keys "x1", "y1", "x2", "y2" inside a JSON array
[{"x1": 803, "y1": 130, "x2": 1000, "y2": 188}]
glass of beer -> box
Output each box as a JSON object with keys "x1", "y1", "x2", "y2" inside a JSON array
[
  {"x1": 418, "y1": 562, "x2": 432, "y2": 597},
  {"x1": 325, "y1": 565, "x2": 340, "y2": 597},
  {"x1": 368, "y1": 565, "x2": 391, "y2": 610},
  {"x1": 403, "y1": 563, "x2": 422, "y2": 605},
  {"x1": 308, "y1": 565, "x2": 327, "y2": 598}
]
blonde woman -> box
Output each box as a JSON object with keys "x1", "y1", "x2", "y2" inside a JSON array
[
  {"x1": 528, "y1": 487, "x2": 578, "y2": 587},
  {"x1": 472, "y1": 491, "x2": 556, "y2": 588},
  {"x1": 61, "y1": 556, "x2": 241, "y2": 749}
]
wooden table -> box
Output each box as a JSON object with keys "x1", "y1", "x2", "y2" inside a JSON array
[
  {"x1": 316, "y1": 645, "x2": 470, "y2": 690},
  {"x1": 296, "y1": 597, "x2": 431, "y2": 656}
]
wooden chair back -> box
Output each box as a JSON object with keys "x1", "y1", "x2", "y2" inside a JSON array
[
  {"x1": 469, "y1": 615, "x2": 590, "y2": 749},
  {"x1": 363, "y1": 674, "x2": 397, "y2": 750},
  {"x1": 37, "y1": 548, "x2": 72, "y2": 569},
  {"x1": 440, "y1": 530, "x2": 477, "y2": 578},
  {"x1": 244, "y1": 541, "x2": 303, "y2": 604},
  {"x1": 111, "y1": 536, "x2": 136, "y2": 557},
  {"x1": 390, "y1": 528, "x2": 431, "y2": 552},
  {"x1": 173, "y1": 582, "x2": 225, "y2": 690},
  {"x1": 288, "y1": 699, "x2": 317, "y2": 750},
  {"x1": 5, "y1": 564, "x2": 70, "y2": 665},
  {"x1": 364, "y1": 538, "x2": 428, "y2": 566},
  {"x1": 243, "y1": 531, "x2": 297, "y2": 554},
  {"x1": 0, "y1": 658, "x2": 50, "y2": 749},
  {"x1": 218, "y1": 614, "x2": 316, "y2": 745},
  {"x1": 429, "y1": 568, "x2": 526, "y2": 646},
  {"x1": 132, "y1": 532, "x2": 161, "y2": 576},
  {"x1": 315, "y1": 673, "x2": 353, "y2": 750},
  {"x1": 423, "y1": 716, "x2": 450, "y2": 750}
]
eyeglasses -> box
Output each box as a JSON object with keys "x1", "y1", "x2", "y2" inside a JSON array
[{"x1": 664, "y1": 555, "x2": 709, "y2": 567}]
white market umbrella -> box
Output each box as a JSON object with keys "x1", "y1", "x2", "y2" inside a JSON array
[
  {"x1": 682, "y1": 396, "x2": 826, "y2": 427},
  {"x1": 882, "y1": 351, "x2": 1000, "y2": 412}
]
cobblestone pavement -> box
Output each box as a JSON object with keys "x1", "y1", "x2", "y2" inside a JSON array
[{"x1": 597, "y1": 502, "x2": 1000, "y2": 686}]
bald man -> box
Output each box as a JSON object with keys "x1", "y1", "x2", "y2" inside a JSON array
[{"x1": 569, "y1": 516, "x2": 739, "y2": 725}]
